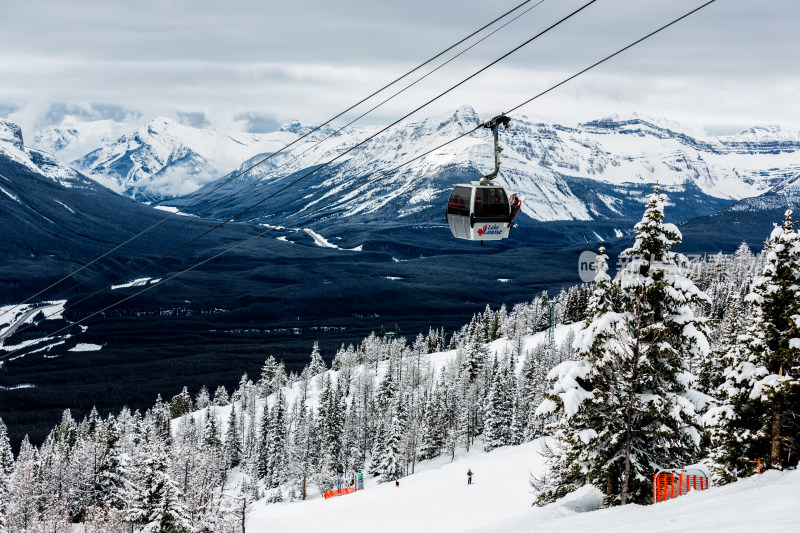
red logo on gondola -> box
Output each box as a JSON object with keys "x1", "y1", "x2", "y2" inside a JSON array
[{"x1": 477, "y1": 224, "x2": 502, "y2": 236}]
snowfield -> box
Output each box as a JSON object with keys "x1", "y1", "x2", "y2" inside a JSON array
[{"x1": 248, "y1": 438, "x2": 800, "y2": 533}]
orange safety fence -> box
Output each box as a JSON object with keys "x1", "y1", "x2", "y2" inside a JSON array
[
  {"x1": 323, "y1": 487, "x2": 356, "y2": 500},
  {"x1": 652, "y1": 469, "x2": 709, "y2": 504}
]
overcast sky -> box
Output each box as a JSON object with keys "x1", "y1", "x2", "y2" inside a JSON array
[{"x1": 2, "y1": 0, "x2": 797, "y2": 137}]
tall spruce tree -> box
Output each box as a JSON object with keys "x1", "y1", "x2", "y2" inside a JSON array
[
  {"x1": 706, "y1": 210, "x2": 800, "y2": 479},
  {"x1": 537, "y1": 189, "x2": 710, "y2": 507}
]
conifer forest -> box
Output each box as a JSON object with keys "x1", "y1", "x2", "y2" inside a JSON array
[{"x1": 0, "y1": 189, "x2": 798, "y2": 532}]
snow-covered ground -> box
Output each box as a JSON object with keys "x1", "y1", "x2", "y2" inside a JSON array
[
  {"x1": 248, "y1": 439, "x2": 548, "y2": 533},
  {"x1": 175, "y1": 322, "x2": 799, "y2": 533},
  {"x1": 247, "y1": 437, "x2": 800, "y2": 533}
]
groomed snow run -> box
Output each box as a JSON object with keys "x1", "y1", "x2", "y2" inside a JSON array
[{"x1": 248, "y1": 439, "x2": 800, "y2": 533}]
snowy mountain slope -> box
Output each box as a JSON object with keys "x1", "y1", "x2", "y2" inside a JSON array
[
  {"x1": 161, "y1": 107, "x2": 800, "y2": 228},
  {"x1": 677, "y1": 172, "x2": 800, "y2": 251},
  {"x1": 1, "y1": 118, "x2": 106, "y2": 190},
  {"x1": 247, "y1": 443, "x2": 799, "y2": 533},
  {"x1": 44, "y1": 118, "x2": 328, "y2": 203},
  {"x1": 32, "y1": 118, "x2": 132, "y2": 163}
]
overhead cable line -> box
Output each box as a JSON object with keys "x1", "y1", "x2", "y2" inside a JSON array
[
  {"x1": 37, "y1": 0, "x2": 550, "y2": 306},
  {"x1": 5, "y1": 0, "x2": 538, "y2": 317},
  {"x1": 0, "y1": 0, "x2": 718, "y2": 362},
  {"x1": 8, "y1": 0, "x2": 594, "y2": 332}
]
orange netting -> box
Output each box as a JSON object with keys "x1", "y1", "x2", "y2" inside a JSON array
[
  {"x1": 323, "y1": 487, "x2": 356, "y2": 500},
  {"x1": 652, "y1": 469, "x2": 709, "y2": 504}
]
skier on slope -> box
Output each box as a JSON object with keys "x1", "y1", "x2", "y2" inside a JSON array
[{"x1": 467, "y1": 469, "x2": 473, "y2": 485}]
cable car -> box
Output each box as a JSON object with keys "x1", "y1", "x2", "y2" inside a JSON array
[
  {"x1": 446, "y1": 114, "x2": 518, "y2": 242},
  {"x1": 447, "y1": 183, "x2": 511, "y2": 240}
]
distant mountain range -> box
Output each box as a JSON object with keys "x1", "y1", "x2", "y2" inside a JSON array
[
  {"x1": 33, "y1": 118, "x2": 326, "y2": 203},
  {"x1": 31, "y1": 107, "x2": 800, "y2": 238}
]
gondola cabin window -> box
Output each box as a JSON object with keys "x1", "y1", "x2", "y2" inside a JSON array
[
  {"x1": 447, "y1": 186, "x2": 472, "y2": 217},
  {"x1": 474, "y1": 187, "x2": 508, "y2": 218}
]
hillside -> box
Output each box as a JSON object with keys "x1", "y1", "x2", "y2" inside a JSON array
[{"x1": 247, "y1": 440, "x2": 800, "y2": 533}]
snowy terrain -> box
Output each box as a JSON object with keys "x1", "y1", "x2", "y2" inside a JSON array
[
  {"x1": 157, "y1": 107, "x2": 800, "y2": 228},
  {"x1": 178, "y1": 322, "x2": 800, "y2": 533},
  {"x1": 33, "y1": 117, "x2": 354, "y2": 203},
  {"x1": 0, "y1": 119, "x2": 100, "y2": 190},
  {"x1": 29, "y1": 108, "x2": 800, "y2": 222},
  {"x1": 247, "y1": 440, "x2": 800, "y2": 533}
]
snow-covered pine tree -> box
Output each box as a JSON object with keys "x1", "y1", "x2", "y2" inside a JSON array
[
  {"x1": 169, "y1": 387, "x2": 193, "y2": 419},
  {"x1": 706, "y1": 210, "x2": 800, "y2": 479},
  {"x1": 368, "y1": 419, "x2": 387, "y2": 476},
  {"x1": 126, "y1": 439, "x2": 190, "y2": 533},
  {"x1": 266, "y1": 390, "x2": 288, "y2": 489},
  {"x1": 308, "y1": 341, "x2": 327, "y2": 378},
  {"x1": 258, "y1": 355, "x2": 279, "y2": 397},
  {"x1": 0, "y1": 419, "x2": 12, "y2": 533},
  {"x1": 194, "y1": 385, "x2": 210, "y2": 411},
  {"x1": 6, "y1": 436, "x2": 37, "y2": 532},
  {"x1": 537, "y1": 189, "x2": 710, "y2": 507},
  {"x1": 377, "y1": 414, "x2": 405, "y2": 483},
  {"x1": 212, "y1": 385, "x2": 229, "y2": 406},
  {"x1": 97, "y1": 415, "x2": 126, "y2": 510},
  {"x1": 483, "y1": 358, "x2": 515, "y2": 451},
  {"x1": 224, "y1": 405, "x2": 242, "y2": 468}
]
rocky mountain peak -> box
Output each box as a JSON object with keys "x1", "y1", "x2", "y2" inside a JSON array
[{"x1": 0, "y1": 119, "x2": 24, "y2": 151}]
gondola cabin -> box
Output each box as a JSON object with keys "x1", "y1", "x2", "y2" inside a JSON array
[{"x1": 446, "y1": 182, "x2": 511, "y2": 241}]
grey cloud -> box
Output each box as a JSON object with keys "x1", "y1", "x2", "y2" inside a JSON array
[
  {"x1": 235, "y1": 112, "x2": 280, "y2": 133},
  {"x1": 0, "y1": 104, "x2": 19, "y2": 119},
  {"x1": 0, "y1": 0, "x2": 798, "y2": 134},
  {"x1": 176, "y1": 111, "x2": 210, "y2": 128},
  {"x1": 42, "y1": 103, "x2": 140, "y2": 125}
]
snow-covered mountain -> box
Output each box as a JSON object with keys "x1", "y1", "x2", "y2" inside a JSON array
[
  {"x1": 33, "y1": 118, "x2": 320, "y2": 203},
  {"x1": 161, "y1": 106, "x2": 800, "y2": 228},
  {"x1": 32, "y1": 118, "x2": 132, "y2": 163},
  {"x1": 28, "y1": 107, "x2": 800, "y2": 228},
  {"x1": 1, "y1": 118, "x2": 103, "y2": 191}
]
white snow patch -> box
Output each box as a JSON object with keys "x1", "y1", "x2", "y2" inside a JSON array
[
  {"x1": 111, "y1": 278, "x2": 159, "y2": 290},
  {"x1": 305, "y1": 228, "x2": 338, "y2": 248},
  {"x1": 304, "y1": 229, "x2": 362, "y2": 252},
  {"x1": 53, "y1": 199, "x2": 75, "y2": 214},
  {"x1": 153, "y1": 205, "x2": 192, "y2": 216},
  {"x1": 69, "y1": 343, "x2": 103, "y2": 352},
  {"x1": 0, "y1": 383, "x2": 36, "y2": 391},
  {"x1": 0, "y1": 186, "x2": 20, "y2": 203}
]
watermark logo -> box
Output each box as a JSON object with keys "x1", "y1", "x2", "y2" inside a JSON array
[
  {"x1": 578, "y1": 250, "x2": 598, "y2": 282},
  {"x1": 578, "y1": 250, "x2": 723, "y2": 283}
]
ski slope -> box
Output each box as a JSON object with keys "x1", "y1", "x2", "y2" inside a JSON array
[{"x1": 248, "y1": 438, "x2": 800, "y2": 533}]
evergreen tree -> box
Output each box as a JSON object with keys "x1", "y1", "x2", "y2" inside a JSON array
[
  {"x1": 194, "y1": 385, "x2": 210, "y2": 411},
  {"x1": 706, "y1": 210, "x2": 800, "y2": 479},
  {"x1": 308, "y1": 342, "x2": 327, "y2": 377},
  {"x1": 224, "y1": 405, "x2": 243, "y2": 468},
  {"x1": 169, "y1": 387, "x2": 193, "y2": 419},
  {"x1": 212, "y1": 385, "x2": 230, "y2": 406},
  {"x1": 259, "y1": 356, "x2": 280, "y2": 397},
  {"x1": 483, "y1": 359, "x2": 515, "y2": 451},
  {"x1": 266, "y1": 391, "x2": 288, "y2": 488},
  {"x1": 126, "y1": 442, "x2": 190, "y2": 533},
  {"x1": 537, "y1": 191, "x2": 710, "y2": 507},
  {"x1": 377, "y1": 415, "x2": 405, "y2": 483}
]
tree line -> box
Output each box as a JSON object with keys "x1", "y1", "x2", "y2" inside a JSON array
[{"x1": 0, "y1": 188, "x2": 797, "y2": 531}]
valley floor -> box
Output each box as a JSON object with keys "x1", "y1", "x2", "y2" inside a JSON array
[{"x1": 247, "y1": 439, "x2": 800, "y2": 533}]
